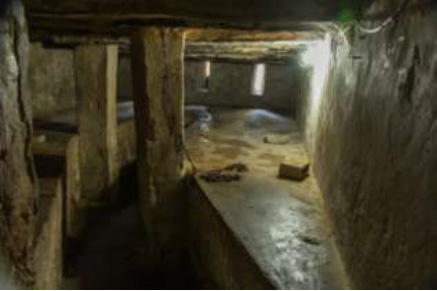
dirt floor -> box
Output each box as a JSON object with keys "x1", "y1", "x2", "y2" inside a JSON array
[{"x1": 185, "y1": 106, "x2": 349, "y2": 289}]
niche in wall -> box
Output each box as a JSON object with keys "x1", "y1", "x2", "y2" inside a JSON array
[
  {"x1": 198, "y1": 60, "x2": 211, "y2": 92},
  {"x1": 251, "y1": 63, "x2": 266, "y2": 96}
]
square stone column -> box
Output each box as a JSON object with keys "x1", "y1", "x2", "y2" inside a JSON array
[
  {"x1": 131, "y1": 27, "x2": 186, "y2": 266},
  {"x1": 75, "y1": 45, "x2": 119, "y2": 202}
]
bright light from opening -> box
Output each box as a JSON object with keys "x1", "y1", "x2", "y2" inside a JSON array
[
  {"x1": 300, "y1": 34, "x2": 332, "y2": 149},
  {"x1": 300, "y1": 36, "x2": 331, "y2": 68},
  {"x1": 204, "y1": 60, "x2": 211, "y2": 78},
  {"x1": 252, "y1": 63, "x2": 266, "y2": 96},
  {"x1": 199, "y1": 61, "x2": 211, "y2": 92}
]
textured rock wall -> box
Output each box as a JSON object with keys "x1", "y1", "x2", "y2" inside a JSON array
[
  {"x1": 29, "y1": 43, "x2": 76, "y2": 118},
  {"x1": 0, "y1": 0, "x2": 36, "y2": 287},
  {"x1": 311, "y1": 1, "x2": 437, "y2": 289},
  {"x1": 185, "y1": 61, "x2": 307, "y2": 115}
]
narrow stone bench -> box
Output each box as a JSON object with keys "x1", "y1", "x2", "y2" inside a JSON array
[
  {"x1": 32, "y1": 131, "x2": 81, "y2": 238},
  {"x1": 33, "y1": 101, "x2": 137, "y2": 203},
  {"x1": 189, "y1": 174, "x2": 348, "y2": 289},
  {"x1": 34, "y1": 178, "x2": 63, "y2": 290}
]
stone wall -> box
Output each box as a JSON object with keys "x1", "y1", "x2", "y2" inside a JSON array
[
  {"x1": 185, "y1": 61, "x2": 307, "y2": 115},
  {"x1": 0, "y1": 0, "x2": 36, "y2": 287},
  {"x1": 118, "y1": 56, "x2": 308, "y2": 116},
  {"x1": 29, "y1": 43, "x2": 76, "y2": 118},
  {"x1": 310, "y1": 1, "x2": 437, "y2": 289}
]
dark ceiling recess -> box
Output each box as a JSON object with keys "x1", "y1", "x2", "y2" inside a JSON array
[{"x1": 24, "y1": 0, "x2": 368, "y2": 37}]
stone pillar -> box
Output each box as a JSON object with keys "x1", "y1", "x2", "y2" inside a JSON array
[
  {"x1": 0, "y1": 0, "x2": 36, "y2": 287},
  {"x1": 131, "y1": 27, "x2": 186, "y2": 266},
  {"x1": 75, "y1": 45, "x2": 119, "y2": 202}
]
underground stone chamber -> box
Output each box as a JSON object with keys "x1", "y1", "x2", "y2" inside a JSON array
[{"x1": 0, "y1": 0, "x2": 436, "y2": 289}]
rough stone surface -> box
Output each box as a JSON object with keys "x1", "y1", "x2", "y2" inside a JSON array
[
  {"x1": 311, "y1": 1, "x2": 437, "y2": 289},
  {"x1": 0, "y1": 0, "x2": 36, "y2": 287},
  {"x1": 184, "y1": 29, "x2": 318, "y2": 43},
  {"x1": 32, "y1": 130, "x2": 81, "y2": 238},
  {"x1": 29, "y1": 43, "x2": 76, "y2": 118},
  {"x1": 185, "y1": 61, "x2": 308, "y2": 115},
  {"x1": 75, "y1": 44, "x2": 120, "y2": 202},
  {"x1": 34, "y1": 178, "x2": 63, "y2": 290},
  {"x1": 131, "y1": 27, "x2": 186, "y2": 266}
]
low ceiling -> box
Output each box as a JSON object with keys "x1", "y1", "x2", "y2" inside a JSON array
[
  {"x1": 24, "y1": 0, "x2": 367, "y2": 38},
  {"x1": 25, "y1": 0, "x2": 359, "y2": 64},
  {"x1": 33, "y1": 27, "x2": 323, "y2": 64}
]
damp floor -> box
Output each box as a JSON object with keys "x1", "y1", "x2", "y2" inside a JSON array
[
  {"x1": 186, "y1": 106, "x2": 348, "y2": 289},
  {"x1": 59, "y1": 105, "x2": 347, "y2": 289}
]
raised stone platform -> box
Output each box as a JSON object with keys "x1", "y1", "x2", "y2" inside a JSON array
[{"x1": 186, "y1": 107, "x2": 348, "y2": 289}]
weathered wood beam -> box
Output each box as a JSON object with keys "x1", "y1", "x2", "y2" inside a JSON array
[
  {"x1": 29, "y1": 27, "x2": 322, "y2": 48},
  {"x1": 185, "y1": 41, "x2": 304, "y2": 64},
  {"x1": 185, "y1": 56, "x2": 297, "y2": 65},
  {"x1": 75, "y1": 44, "x2": 120, "y2": 202},
  {"x1": 185, "y1": 28, "x2": 321, "y2": 42},
  {"x1": 131, "y1": 27, "x2": 186, "y2": 266},
  {"x1": 29, "y1": 33, "x2": 130, "y2": 47},
  {"x1": 27, "y1": 18, "x2": 324, "y2": 42}
]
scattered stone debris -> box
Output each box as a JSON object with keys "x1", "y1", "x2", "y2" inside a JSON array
[
  {"x1": 264, "y1": 133, "x2": 291, "y2": 145},
  {"x1": 223, "y1": 163, "x2": 249, "y2": 173},
  {"x1": 278, "y1": 157, "x2": 310, "y2": 181},
  {"x1": 200, "y1": 163, "x2": 248, "y2": 183},
  {"x1": 200, "y1": 171, "x2": 241, "y2": 183}
]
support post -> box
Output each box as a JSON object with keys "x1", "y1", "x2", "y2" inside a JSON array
[
  {"x1": 75, "y1": 44, "x2": 119, "y2": 202},
  {"x1": 131, "y1": 27, "x2": 186, "y2": 266}
]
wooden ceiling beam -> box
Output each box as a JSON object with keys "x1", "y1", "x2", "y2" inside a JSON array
[{"x1": 185, "y1": 41, "x2": 305, "y2": 64}]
